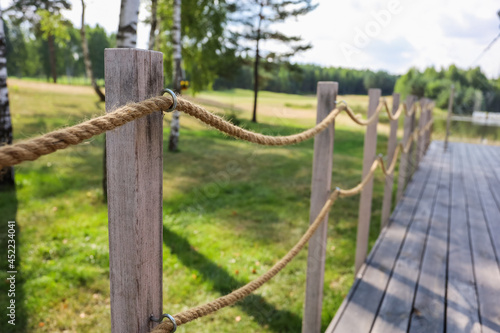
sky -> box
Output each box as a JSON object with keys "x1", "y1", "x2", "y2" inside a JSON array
[{"x1": 1, "y1": 0, "x2": 499, "y2": 78}]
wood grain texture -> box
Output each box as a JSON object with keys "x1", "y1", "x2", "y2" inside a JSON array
[
  {"x1": 408, "y1": 144, "x2": 450, "y2": 332},
  {"x1": 397, "y1": 96, "x2": 416, "y2": 202},
  {"x1": 463, "y1": 144, "x2": 500, "y2": 333},
  {"x1": 327, "y1": 143, "x2": 437, "y2": 333},
  {"x1": 354, "y1": 89, "x2": 381, "y2": 275},
  {"x1": 302, "y1": 82, "x2": 337, "y2": 333},
  {"x1": 371, "y1": 143, "x2": 443, "y2": 333},
  {"x1": 381, "y1": 93, "x2": 400, "y2": 229},
  {"x1": 105, "y1": 48, "x2": 164, "y2": 333},
  {"x1": 446, "y1": 142, "x2": 480, "y2": 333},
  {"x1": 328, "y1": 142, "x2": 500, "y2": 333}
]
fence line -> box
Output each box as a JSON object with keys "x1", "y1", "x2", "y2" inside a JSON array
[
  {"x1": 0, "y1": 50, "x2": 435, "y2": 333},
  {"x1": 0, "y1": 93, "x2": 422, "y2": 169},
  {"x1": 149, "y1": 119, "x2": 433, "y2": 333}
]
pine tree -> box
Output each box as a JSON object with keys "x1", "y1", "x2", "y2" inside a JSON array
[{"x1": 230, "y1": 0, "x2": 317, "y2": 122}]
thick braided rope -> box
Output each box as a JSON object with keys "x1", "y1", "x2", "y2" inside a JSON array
[
  {"x1": 150, "y1": 120, "x2": 433, "y2": 333},
  {"x1": 0, "y1": 96, "x2": 175, "y2": 168}
]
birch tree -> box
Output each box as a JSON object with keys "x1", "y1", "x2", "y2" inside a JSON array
[
  {"x1": 168, "y1": 0, "x2": 182, "y2": 152},
  {"x1": 104, "y1": 0, "x2": 141, "y2": 197},
  {"x1": 80, "y1": 0, "x2": 105, "y2": 101},
  {"x1": 116, "y1": 0, "x2": 140, "y2": 48},
  {"x1": 232, "y1": 0, "x2": 317, "y2": 122},
  {"x1": 0, "y1": 7, "x2": 14, "y2": 187},
  {"x1": 148, "y1": 0, "x2": 158, "y2": 50}
]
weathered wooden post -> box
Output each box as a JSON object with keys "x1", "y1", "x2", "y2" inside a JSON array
[
  {"x1": 396, "y1": 96, "x2": 415, "y2": 202},
  {"x1": 417, "y1": 98, "x2": 427, "y2": 166},
  {"x1": 381, "y1": 93, "x2": 400, "y2": 229},
  {"x1": 427, "y1": 102, "x2": 433, "y2": 149},
  {"x1": 444, "y1": 85, "x2": 454, "y2": 150},
  {"x1": 354, "y1": 88, "x2": 381, "y2": 275},
  {"x1": 105, "y1": 49, "x2": 164, "y2": 333},
  {"x1": 302, "y1": 82, "x2": 337, "y2": 333},
  {"x1": 424, "y1": 99, "x2": 432, "y2": 152}
]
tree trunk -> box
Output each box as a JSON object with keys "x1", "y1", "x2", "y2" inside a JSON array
[
  {"x1": 0, "y1": 9, "x2": 15, "y2": 188},
  {"x1": 48, "y1": 34, "x2": 57, "y2": 83},
  {"x1": 252, "y1": 1, "x2": 264, "y2": 123},
  {"x1": 80, "y1": 0, "x2": 105, "y2": 102},
  {"x1": 168, "y1": 0, "x2": 182, "y2": 152},
  {"x1": 103, "y1": 0, "x2": 141, "y2": 199},
  {"x1": 116, "y1": 0, "x2": 141, "y2": 48},
  {"x1": 148, "y1": 0, "x2": 158, "y2": 50}
]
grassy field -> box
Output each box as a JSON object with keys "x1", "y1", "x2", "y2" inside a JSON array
[{"x1": 0, "y1": 79, "x2": 497, "y2": 332}]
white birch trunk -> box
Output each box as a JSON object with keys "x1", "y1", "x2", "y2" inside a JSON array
[
  {"x1": 148, "y1": 0, "x2": 158, "y2": 50},
  {"x1": 116, "y1": 0, "x2": 140, "y2": 48},
  {"x1": 168, "y1": 0, "x2": 182, "y2": 151},
  {"x1": 0, "y1": 7, "x2": 14, "y2": 186}
]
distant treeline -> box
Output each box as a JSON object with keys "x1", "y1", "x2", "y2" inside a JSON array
[
  {"x1": 213, "y1": 63, "x2": 398, "y2": 96},
  {"x1": 5, "y1": 20, "x2": 115, "y2": 80},
  {"x1": 5, "y1": 19, "x2": 499, "y2": 113},
  {"x1": 395, "y1": 66, "x2": 500, "y2": 114}
]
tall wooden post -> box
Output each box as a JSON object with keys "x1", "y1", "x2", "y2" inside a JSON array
[
  {"x1": 354, "y1": 88, "x2": 381, "y2": 275},
  {"x1": 416, "y1": 98, "x2": 427, "y2": 166},
  {"x1": 381, "y1": 93, "x2": 400, "y2": 229},
  {"x1": 444, "y1": 85, "x2": 454, "y2": 150},
  {"x1": 396, "y1": 96, "x2": 415, "y2": 202},
  {"x1": 302, "y1": 82, "x2": 337, "y2": 333},
  {"x1": 427, "y1": 102, "x2": 433, "y2": 149},
  {"x1": 105, "y1": 49, "x2": 164, "y2": 333}
]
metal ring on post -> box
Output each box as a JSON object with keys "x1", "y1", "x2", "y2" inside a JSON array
[
  {"x1": 162, "y1": 88, "x2": 178, "y2": 112},
  {"x1": 150, "y1": 313, "x2": 177, "y2": 332}
]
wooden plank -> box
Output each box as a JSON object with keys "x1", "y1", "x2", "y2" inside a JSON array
[
  {"x1": 461, "y1": 143, "x2": 500, "y2": 333},
  {"x1": 327, "y1": 142, "x2": 439, "y2": 333},
  {"x1": 354, "y1": 88, "x2": 382, "y2": 274},
  {"x1": 397, "y1": 96, "x2": 416, "y2": 202},
  {"x1": 371, "y1": 144, "x2": 444, "y2": 333},
  {"x1": 105, "y1": 49, "x2": 164, "y2": 333},
  {"x1": 381, "y1": 93, "x2": 400, "y2": 229},
  {"x1": 475, "y1": 144, "x2": 500, "y2": 264},
  {"x1": 302, "y1": 82, "x2": 337, "y2": 333},
  {"x1": 408, "y1": 141, "x2": 450, "y2": 332},
  {"x1": 445, "y1": 142, "x2": 481, "y2": 333}
]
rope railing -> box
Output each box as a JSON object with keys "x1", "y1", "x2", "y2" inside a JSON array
[
  {"x1": 0, "y1": 95, "x2": 428, "y2": 169},
  {"x1": 149, "y1": 117, "x2": 432, "y2": 332},
  {"x1": 0, "y1": 90, "x2": 433, "y2": 333}
]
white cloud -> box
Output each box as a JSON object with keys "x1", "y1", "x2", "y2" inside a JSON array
[{"x1": 1, "y1": 0, "x2": 499, "y2": 78}]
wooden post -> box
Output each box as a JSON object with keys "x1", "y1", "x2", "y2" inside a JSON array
[
  {"x1": 105, "y1": 49, "x2": 164, "y2": 333},
  {"x1": 396, "y1": 96, "x2": 415, "y2": 202},
  {"x1": 302, "y1": 82, "x2": 337, "y2": 333},
  {"x1": 444, "y1": 85, "x2": 454, "y2": 150},
  {"x1": 381, "y1": 93, "x2": 400, "y2": 229},
  {"x1": 416, "y1": 98, "x2": 427, "y2": 168},
  {"x1": 425, "y1": 99, "x2": 432, "y2": 152},
  {"x1": 428, "y1": 102, "x2": 433, "y2": 149},
  {"x1": 354, "y1": 88, "x2": 381, "y2": 275}
]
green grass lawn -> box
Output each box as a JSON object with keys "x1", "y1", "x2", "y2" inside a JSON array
[{"x1": 0, "y1": 79, "x2": 497, "y2": 332}]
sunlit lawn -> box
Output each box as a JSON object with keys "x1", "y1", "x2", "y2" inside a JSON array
[{"x1": 0, "y1": 78, "x2": 498, "y2": 332}]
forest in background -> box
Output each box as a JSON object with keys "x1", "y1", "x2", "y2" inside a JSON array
[{"x1": 4, "y1": 18, "x2": 500, "y2": 114}]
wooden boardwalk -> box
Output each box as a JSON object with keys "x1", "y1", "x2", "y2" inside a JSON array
[{"x1": 327, "y1": 141, "x2": 500, "y2": 333}]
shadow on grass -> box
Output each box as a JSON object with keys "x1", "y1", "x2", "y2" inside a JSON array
[
  {"x1": 0, "y1": 187, "x2": 27, "y2": 332},
  {"x1": 163, "y1": 226, "x2": 303, "y2": 332}
]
